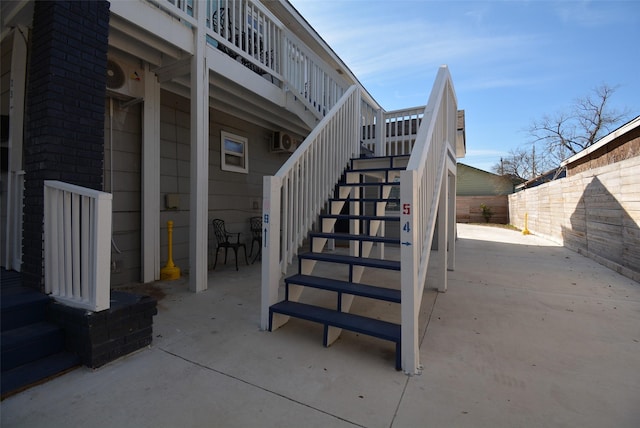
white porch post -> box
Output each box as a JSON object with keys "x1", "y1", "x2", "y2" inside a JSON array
[
  {"x1": 189, "y1": 6, "x2": 209, "y2": 292},
  {"x1": 142, "y1": 63, "x2": 161, "y2": 282},
  {"x1": 375, "y1": 109, "x2": 386, "y2": 156},
  {"x1": 447, "y1": 166, "x2": 456, "y2": 271},
  {"x1": 4, "y1": 26, "x2": 28, "y2": 271}
]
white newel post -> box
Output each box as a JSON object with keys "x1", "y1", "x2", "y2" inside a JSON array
[
  {"x1": 400, "y1": 169, "x2": 420, "y2": 374},
  {"x1": 261, "y1": 175, "x2": 282, "y2": 330}
]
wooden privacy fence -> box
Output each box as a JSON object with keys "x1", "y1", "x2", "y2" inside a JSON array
[
  {"x1": 509, "y1": 156, "x2": 640, "y2": 282},
  {"x1": 457, "y1": 195, "x2": 509, "y2": 224}
]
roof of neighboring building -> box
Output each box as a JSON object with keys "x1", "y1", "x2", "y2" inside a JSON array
[{"x1": 561, "y1": 115, "x2": 640, "y2": 167}]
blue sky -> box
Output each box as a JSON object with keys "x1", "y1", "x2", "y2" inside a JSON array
[{"x1": 289, "y1": 0, "x2": 640, "y2": 172}]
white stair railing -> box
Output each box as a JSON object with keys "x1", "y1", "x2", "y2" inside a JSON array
[
  {"x1": 261, "y1": 85, "x2": 361, "y2": 329},
  {"x1": 44, "y1": 181, "x2": 113, "y2": 312},
  {"x1": 399, "y1": 66, "x2": 457, "y2": 373}
]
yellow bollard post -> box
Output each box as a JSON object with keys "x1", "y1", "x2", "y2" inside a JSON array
[
  {"x1": 160, "y1": 220, "x2": 181, "y2": 280},
  {"x1": 522, "y1": 213, "x2": 531, "y2": 235}
]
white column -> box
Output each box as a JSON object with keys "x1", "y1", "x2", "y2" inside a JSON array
[
  {"x1": 447, "y1": 168, "x2": 456, "y2": 271},
  {"x1": 189, "y1": 5, "x2": 209, "y2": 292},
  {"x1": 4, "y1": 26, "x2": 28, "y2": 271},
  {"x1": 436, "y1": 168, "x2": 448, "y2": 293},
  {"x1": 375, "y1": 109, "x2": 386, "y2": 156},
  {"x1": 142, "y1": 64, "x2": 161, "y2": 282}
]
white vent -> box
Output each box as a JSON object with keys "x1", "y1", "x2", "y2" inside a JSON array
[
  {"x1": 271, "y1": 132, "x2": 297, "y2": 153},
  {"x1": 106, "y1": 58, "x2": 144, "y2": 99}
]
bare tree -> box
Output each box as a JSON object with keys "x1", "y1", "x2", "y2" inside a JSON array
[
  {"x1": 528, "y1": 84, "x2": 630, "y2": 163},
  {"x1": 492, "y1": 145, "x2": 552, "y2": 180}
]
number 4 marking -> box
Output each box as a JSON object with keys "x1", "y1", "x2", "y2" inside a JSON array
[{"x1": 403, "y1": 221, "x2": 411, "y2": 233}]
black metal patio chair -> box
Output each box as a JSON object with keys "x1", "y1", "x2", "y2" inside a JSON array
[
  {"x1": 248, "y1": 216, "x2": 262, "y2": 263},
  {"x1": 212, "y1": 218, "x2": 248, "y2": 271}
]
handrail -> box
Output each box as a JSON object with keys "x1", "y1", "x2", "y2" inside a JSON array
[
  {"x1": 399, "y1": 66, "x2": 457, "y2": 373},
  {"x1": 261, "y1": 85, "x2": 361, "y2": 329},
  {"x1": 44, "y1": 181, "x2": 113, "y2": 312}
]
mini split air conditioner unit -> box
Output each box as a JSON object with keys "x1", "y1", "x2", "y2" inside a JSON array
[
  {"x1": 106, "y1": 58, "x2": 144, "y2": 99},
  {"x1": 271, "y1": 132, "x2": 297, "y2": 153}
]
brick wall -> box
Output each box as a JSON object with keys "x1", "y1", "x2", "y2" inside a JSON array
[{"x1": 22, "y1": 1, "x2": 110, "y2": 288}]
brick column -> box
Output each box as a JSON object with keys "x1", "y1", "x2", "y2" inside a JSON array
[{"x1": 22, "y1": 0, "x2": 110, "y2": 289}]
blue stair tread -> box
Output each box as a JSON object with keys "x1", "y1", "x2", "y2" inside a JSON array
[
  {"x1": 0, "y1": 289, "x2": 50, "y2": 310},
  {"x1": 1, "y1": 322, "x2": 62, "y2": 349},
  {"x1": 299, "y1": 252, "x2": 401, "y2": 270},
  {"x1": 310, "y1": 232, "x2": 400, "y2": 245},
  {"x1": 2, "y1": 322, "x2": 65, "y2": 371},
  {"x1": 270, "y1": 301, "x2": 400, "y2": 342},
  {"x1": 351, "y1": 154, "x2": 410, "y2": 162},
  {"x1": 285, "y1": 274, "x2": 401, "y2": 303},
  {"x1": 329, "y1": 197, "x2": 400, "y2": 203},
  {"x1": 338, "y1": 181, "x2": 399, "y2": 187},
  {"x1": 348, "y1": 166, "x2": 405, "y2": 173},
  {"x1": 1, "y1": 352, "x2": 80, "y2": 397},
  {"x1": 320, "y1": 214, "x2": 400, "y2": 221}
]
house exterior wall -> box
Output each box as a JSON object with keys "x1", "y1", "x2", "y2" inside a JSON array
[
  {"x1": 509, "y1": 155, "x2": 640, "y2": 282},
  {"x1": 105, "y1": 99, "x2": 142, "y2": 286},
  {"x1": 457, "y1": 164, "x2": 514, "y2": 196},
  {"x1": 22, "y1": 0, "x2": 109, "y2": 289},
  {"x1": 104, "y1": 89, "x2": 292, "y2": 286},
  {"x1": 154, "y1": 91, "x2": 290, "y2": 276}
]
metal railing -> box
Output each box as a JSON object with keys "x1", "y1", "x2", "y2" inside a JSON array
[
  {"x1": 399, "y1": 66, "x2": 457, "y2": 373},
  {"x1": 261, "y1": 85, "x2": 361, "y2": 329},
  {"x1": 44, "y1": 181, "x2": 113, "y2": 312}
]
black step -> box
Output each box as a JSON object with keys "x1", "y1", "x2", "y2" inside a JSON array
[
  {"x1": 299, "y1": 252, "x2": 400, "y2": 271},
  {"x1": 350, "y1": 154, "x2": 410, "y2": 169},
  {"x1": 337, "y1": 181, "x2": 399, "y2": 188},
  {"x1": 348, "y1": 166, "x2": 405, "y2": 173},
  {"x1": 320, "y1": 214, "x2": 400, "y2": 222},
  {"x1": 285, "y1": 274, "x2": 401, "y2": 303},
  {"x1": 1, "y1": 322, "x2": 65, "y2": 371},
  {"x1": 309, "y1": 232, "x2": 400, "y2": 245},
  {"x1": 1, "y1": 289, "x2": 51, "y2": 332},
  {"x1": 1, "y1": 352, "x2": 80, "y2": 397},
  {"x1": 329, "y1": 197, "x2": 400, "y2": 204},
  {"x1": 269, "y1": 301, "x2": 400, "y2": 369}
]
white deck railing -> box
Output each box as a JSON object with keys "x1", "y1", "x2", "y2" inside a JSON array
[
  {"x1": 399, "y1": 66, "x2": 457, "y2": 373},
  {"x1": 260, "y1": 85, "x2": 361, "y2": 329},
  {"x1": 384, "y1": 107, "x2": 425, "y2": 156},
  {"x1": 44, "y1": 181, "x2": 113, "y2": 312}
]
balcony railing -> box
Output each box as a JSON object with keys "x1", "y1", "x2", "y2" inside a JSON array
[{"x1": 44, "y1": 181, "x2": 113, "y2": 312}]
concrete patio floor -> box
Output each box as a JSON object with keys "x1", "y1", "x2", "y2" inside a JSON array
[{"x1": 2, "y1": 224, "x2": 639, "y2": 427}]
